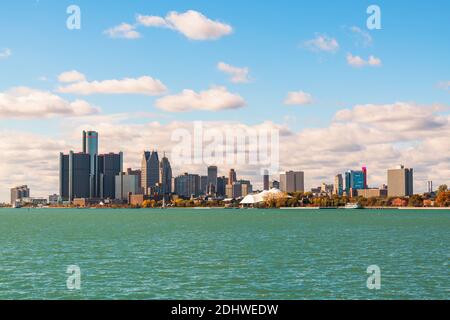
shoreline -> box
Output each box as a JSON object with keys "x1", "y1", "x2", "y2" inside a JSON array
[{"x1": 2, "y1": 206, "x2": 449, "y2": 211}]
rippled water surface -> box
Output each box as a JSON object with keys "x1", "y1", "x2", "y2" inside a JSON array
[{"x1": 0, "y1": 208, "x2": 448, "y2": 299}]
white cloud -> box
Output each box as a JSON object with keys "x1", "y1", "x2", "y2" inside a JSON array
[
  {"x1": 155, "y1": 86, "x2": 245, "y2": 112},
  {"x1": 284, "y1": 91, "x2": 313, "y2": 105},
  {"x1": 0, "y1": 87, "x2": 99, "y2": 119},
  {"x1": 104, "y1": 23, "x2": 141, "y2": 39},
  {"x1": 57, "y1": 72, "x2": 167, "y2": 96},
  {"x1": 58, "y1": 70, "x2": 86, "y2": 83},
  {"x1": 136, "y1": 10, "x2": 233, "y2": 40},
  {"x1": 303, "y1": 34, "x2": 339, "y2": 52},
  {"x1": 350, "y1": 26, "x2": 373, "y2": 46},
  {"x1": 217, "y1": 62, "x2": 250, "y2": 83},
  {"x1": 0, "y1": 48, "x2": 12, "y2": 59},
  {"x1": 136, "y1": 15, "x2": 169, "y2": 27},
  {"x1": 347, "y1": 53, "x2": 382, "y2": 67}
]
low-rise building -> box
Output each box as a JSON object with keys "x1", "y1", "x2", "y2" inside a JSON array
[{"x1": 357, "y1": 188, "x2": 388, "y2": 198}]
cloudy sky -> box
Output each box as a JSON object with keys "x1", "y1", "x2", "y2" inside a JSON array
[{"x1": 0, "y1": 0, "x2": 449, "y2": 202}]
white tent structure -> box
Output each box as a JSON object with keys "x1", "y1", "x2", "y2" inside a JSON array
[{"x1": 240, "y1": 188, "x2": 288, "y2": 205}]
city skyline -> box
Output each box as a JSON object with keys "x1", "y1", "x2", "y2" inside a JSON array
[{"x1": 0, "y1": 1, "x2": 449, "y2": 202}]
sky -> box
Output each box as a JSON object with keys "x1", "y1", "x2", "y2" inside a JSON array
[{"x1": 0, "y1": 0, "x2": 449, "y2": 202}]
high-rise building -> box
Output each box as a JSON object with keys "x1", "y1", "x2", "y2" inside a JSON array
[
  {"x1": 387, "y1": 165, "x2": 413, "y2": 197},
  {"x1": 226, "y1": 182, "x2": 243, "y2": 199},
  {"x1": 263, "y1": 169, "x2": 269, "y2": 191},
  {"x1": 344, "y1": 170, "x2": 365, "y2": 196},
  {"x1": 174, "y1": 173, "x2": 200, "y2": 198},
  {"x1": 207, "y1": 166, "x2": 218, "y2": 192},
  {"x1": 10, "y1": 185, "x2": 30, "y2": 205},
  {"x1": 126, "y1": 168, "x2": 142, "y2": 193},
  {"x1": 216, "y1": 176, "x2": 228, "y2": 197},
  {"x1": 159, "y1": 154, "x2": 172, "y2": 195},
  {"x1": 280, "y1": 171, "x2": 304, "y2": 193},
  {"x1": 82, "y1": 131, "x2": 99, "y2": 198},
  {"x1": 98, "y1": 152, "x2": 123, "y2": 199},
  {"x1": 141, "y1": 151, "x2": 160, "y2": 195},
  {"x1": 333, "y1": 174, "x2": 343, "y2": 196},
  {"x1": 362, "y1": 166, "x2": 368, "y2": 189},
  {"x1": 200, "y1": 176, "x2": 208, "y2": 195},
  {"x1": 59, "y1": 151, "x2": 90, "y2": 201},
  {"x1": 115, "y1": 173, "x2": 140, "y2": 201},
  {"x1": 228, "y1": 169, "x2": 236, "y2": 185},
  {"x1": 238, "y1": 180, "x2": 253, "y2": 196}
]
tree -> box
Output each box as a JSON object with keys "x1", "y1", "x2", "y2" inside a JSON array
[
  {"x1": 408, "y1": 194, "x2": 423, "y2": 207},
  {"x1": 436, "y1": 191, "x2": 450, "y2": 207},
  {"x1": 437, "y1": 184, "x2": 448, "y2": 194}
]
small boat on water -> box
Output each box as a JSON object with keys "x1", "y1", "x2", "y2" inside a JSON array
[{"x1": 344, "y1": 203, "x2": 363, "y2": 209}]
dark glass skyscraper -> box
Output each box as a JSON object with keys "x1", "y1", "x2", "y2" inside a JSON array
[
  {"x1": 141, "y1": 151, "x2": 160, "y2": 195},
  {"x1": 207, "y1": 166, "x2": 218, "y2": 195},
  {"x1": 59, "y1": 151, "x2": 90, "y2": 201},
  {"x1": 159, "y1": 154, "x2": 172, "y2": 195},
  {"x1": 82, "y1": 131, "x2": 99, "y2": 198},
  {"x1": 98, "y1": 152, "x2": 123, "y2": 199}
]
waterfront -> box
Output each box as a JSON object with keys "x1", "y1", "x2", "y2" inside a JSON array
[{"x1": 0, "y1": 208, "x2": 448, "y2": 299}]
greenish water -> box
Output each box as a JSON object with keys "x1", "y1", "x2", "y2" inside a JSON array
[{"x1": 0, "y1": 208, "x2": 448, "y2": 300}]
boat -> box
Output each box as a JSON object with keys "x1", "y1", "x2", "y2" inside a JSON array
[{"x1": 344, "y1": 203, "x2": 362, "y2": 209}]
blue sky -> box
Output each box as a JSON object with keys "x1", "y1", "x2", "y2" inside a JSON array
[{"x1": 0, "y1": 0, "x2": 449, "y2": 201}]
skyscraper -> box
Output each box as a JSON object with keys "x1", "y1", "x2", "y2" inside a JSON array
[
  {"x1": 228, "y1": 169, "x2": 236, "y2": 185},
  {"x1": 200, "y1": 176, "x2": 208, "y2": 195},
  {"x1": 141, "y1": 151, "x2": 151, "y2": 194},
  {"x1": 141, "y1": 151, "x2": 160, "y2": 195},
  {"x1": 98, "y1": 152, "x2": 123, "y2": 199},
  {"x1": 280, "y1": 171, "x2": 304, "y2": 193},
  {"x1": 333, "y1": 174, "x2": 343, "y2": 196},
  {"x1": 207, "y1": 166, "x2": 218, "y2": 193},
  {"x1": 216, "y1": 176, "x2": 227, "y2": 197},
  {"x1": 159, "y1": 154, "x2": 172, "y2": 195},
  {"x1": 263, "y1": 169, "x2": 269, "y2": 191},
  {"x1": 59, "y1": 151, "x2": 90, "y2": 201},
  {"x1": 362, "y1": 166, "x2": 368, "y2": 189},
  {"x1": 387, "y1": 165, "x2": 413, "y2": 197},
  {"x1": 174, "y1": 173, "x2": 200, "y2": 198},
  {"x1": 344, "y1": 170, "x2": 365, "y2": 195},
  {"x1": 82, "y1": 131, "x2": 99, "y2": 198}
]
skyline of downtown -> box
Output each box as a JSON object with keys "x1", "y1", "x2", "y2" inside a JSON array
[{"x1": 1, "y1": 0, "x2": 449, "y2": 202}]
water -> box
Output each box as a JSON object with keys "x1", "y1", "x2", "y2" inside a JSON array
[{"x1": 0, "y1": 208, "x2": 448, "y2": 299}]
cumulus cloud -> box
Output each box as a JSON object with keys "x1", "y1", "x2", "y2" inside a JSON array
[
  {"x1": 57, "y1": 71, "x2": 167, "y2": 96},
  {"x1": 217, "y1": 62, "x2": 250, "y2": 83},
  {"x1": 347, "y1": 53, "x2": 382, "y2": 67},
  {"x1": 284, "y1": 91, "x2": 313, "y2": 105},
  {"x1": 136, "y1": 10, "x2": 233, "y2": 40},
  {"x1": 0, "y1": 48, "x2": 12, "y2": 59},
  {"x1": 155, "y1": 86, "x2": 245, "y2": 112},
  {"x1": 104, "y1": 23, "x2": 141, "y2": 39},
  {"x1": 0, "y1": 87, "x2": 99, "y2": 119},
  {"x1": 303, "y1": 34, "x2": 339, "y2": 52},
  {"x1": 58, "y1": 70, "x2": 86, "y2": 83}
]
